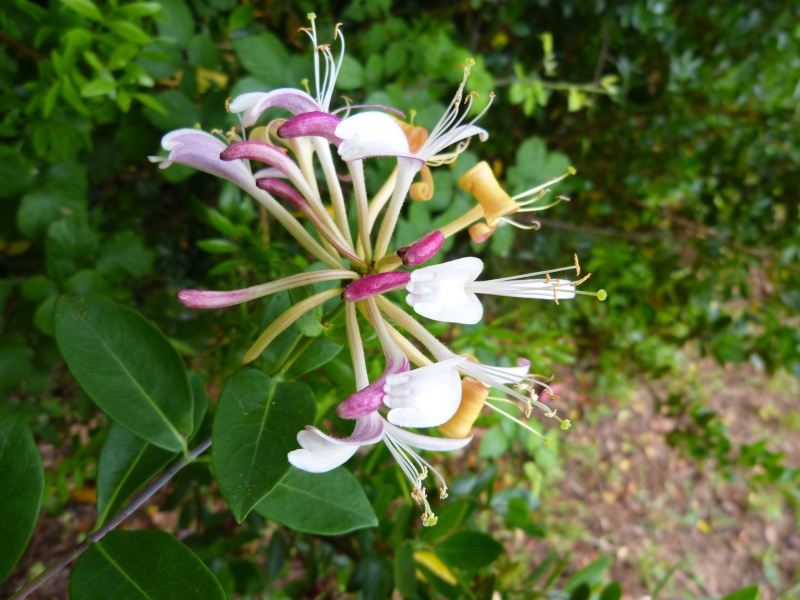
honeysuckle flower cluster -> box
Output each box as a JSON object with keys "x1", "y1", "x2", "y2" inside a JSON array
[{"x1": 154, "y1": 15, "x2": 605, "y2": 526}]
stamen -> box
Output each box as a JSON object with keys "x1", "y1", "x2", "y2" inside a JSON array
[
  {"x1": 574, "y1": 253, "x2": 580, "y2": 276},
  {"x1": 570, "y1": 273, "x2": 592, "y2": 286},
  {"x1": 500, "y1": 217, "x2": 541, "y2": 230},
  {"x1": 485, "y1": 399, "x2": 546, "y2": 441},
  {"x1": 511, "y1": 166, "x2": 577, "y2": 202}
]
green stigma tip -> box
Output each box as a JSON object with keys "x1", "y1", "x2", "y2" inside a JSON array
[
  {"x1": 561, "y1": 419, "x2": 572, "y2": 430},
  {"x1": 465, "y1": 57, "x2": 476, "y2": 67},
  {"x1": 307, "y1": 12, "x2": 316, "y2": 19},
  {"x1": 597, "y1": 289, "x2": 607, "y2": 301},
  {"x1": 568, "y1": 166, "x2": 577, "y2": 175}
]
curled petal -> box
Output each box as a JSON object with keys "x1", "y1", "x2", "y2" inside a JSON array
[
  {"x1": 278, "y1": 111, "x2": 343, "y2": 145},
  {"x1": 335, "y1": 112, "x2": 421, "y2": 164},
  {"x1": 406, "y1": 257, "x2": 485, "y2": 324},
  {"x1": 288, "y1": 413, "x2": 384, "y2": 473},
  {"x1": 383, "y1": 357, "x2": 466, "y2": 428},
  {"x1": 228, "y1": 89, "x2": 320, "y2": 127},
  {"x1": 155, "y1": 129, "x2": 253, "y2": 189},
  {"x1": 337, "y1": 352, "x2": 410, "y2": 420}
]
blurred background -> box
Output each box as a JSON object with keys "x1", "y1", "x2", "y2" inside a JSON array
[{"x1": 1, "y1": 0, "x2": 798, "y2": 598}]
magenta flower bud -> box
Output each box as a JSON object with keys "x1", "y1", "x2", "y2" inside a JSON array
[
  {"x1": 256, "y1": 178, "x2": 307, "y2": 210},
  {"x1": 278, "y1": 112, "x2": 343, "y2": 145},
  {"x1": 397, "y1": 230, "x2": 444, "y2": 267},
  {"x1": 178, "y1": 289, "x2": 256, "y2": 309},
  {"x1": 341, "y1": 271, "x2": 411, "y2": 302},
  {"x1": 221, "y1": 140, "x2": 295, "y2": 177}
]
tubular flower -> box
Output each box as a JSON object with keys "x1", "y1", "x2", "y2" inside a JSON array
[
  {"x1": 156, "y1": 14, "x2": 606, "y2": 524},
  {"x1": 406, "y1": 256, "x2": 605, "y2": 324}
]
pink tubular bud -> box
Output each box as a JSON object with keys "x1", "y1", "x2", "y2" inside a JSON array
[
  {"x1": 220, "y1": 140, "x2": 295, "y2": 176},
  {"x1": 277, "y1": 112, "x2": 343, "y2": 145},
  {"x1": 341, "y1": 271, "x2": 411, "y2": 302},
  {"x1": 396, "y1": 230, "x2": 444, "y2": 267},
  {"x1": 178, "y1": 289, "x2": 254, "y2": 309},
  {"x1": 256, "y1": 178, "x2": 307, "y2": 210}
]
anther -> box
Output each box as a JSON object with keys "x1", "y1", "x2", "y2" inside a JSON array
[{"x1": 574, "y1": 254, "x2": 580, "y2": 276}]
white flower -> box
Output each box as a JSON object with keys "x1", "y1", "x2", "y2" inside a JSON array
[
  {"x1": 383, "y1": 356, "x2": 466, "y2": 427},
  {"x1": 288, "y1": 412, "x2": 471, "y2": 526},
  {"x1": 406, "y1": 256, "x2": 600, "y2": 324}
]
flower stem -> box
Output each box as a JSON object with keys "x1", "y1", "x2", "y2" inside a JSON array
[{"x1": 438, "y1": 204, "x2": 485, "y2": 238}]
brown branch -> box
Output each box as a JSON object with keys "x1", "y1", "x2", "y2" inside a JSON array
[{"x1": 0, "y1": 32, "x2": 45, "y2": 61}]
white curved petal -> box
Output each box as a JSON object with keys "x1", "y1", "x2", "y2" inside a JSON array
[
  {"x1": 384, "y1": 421, "x2": 473, "y2": 451},
  {"x1": 384, "y1": 357, "x2": 465, "y2": 427},
  {"x1": 335, "y1": 112, "x2": 415, "y2": 162},
  {"x1": 287, "y1": 414, "x2": 384, "y2": 473},
  {"x1": 406, "y1": 257, "x2": 485, "y2": 324}
]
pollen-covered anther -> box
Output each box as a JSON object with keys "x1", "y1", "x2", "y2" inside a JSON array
[{"x1": 439, "y1": 488, "x2": 448, "y2": 500}]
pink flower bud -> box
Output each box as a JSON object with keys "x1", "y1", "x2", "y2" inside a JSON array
[
  {"x1": 341, "y1": 271, "x2": 411, "y2": 302},
  {"x1": 396, "y1": 230, "x2": 444, "y2": 266}
]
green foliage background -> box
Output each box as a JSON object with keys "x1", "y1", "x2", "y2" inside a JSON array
[{"x1": 0, "y1": 0, "x2": 797, "y2": 598}]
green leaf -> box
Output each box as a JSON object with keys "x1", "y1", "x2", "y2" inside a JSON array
[
  {"x1": 258, "y1": 292, "x2": 304, "y2": 374},
  {"x1": 395, "y1": 541, "x2": 417, "y2": 597},
  {"x1": 143, "y1": 90, "x2": 200, "y2": 130},
  {"x1": 55, "y1": 295, "x2": 193, "y2": 452},
  {"x1": 282, "y1": 336, "x2": 342, "y2": 379},
  {"x1": 21, "y1": 276, "x2": 58, "y2": 301},
  {"x1": 722, "y1": 586, "x2": 759, "y2": 600},
  {"x1": 60, "y1": 0, "x2": 105, "y2": 22},
  {"x1": 434, "y1": 531, "x2": 503, "y2": 570},
  {"x1": 336, "y1": 54, "x2": 365, "y2": 90},
  {"x1": 69, "y1": 530, "x2": 225, "y2": 599},
  {"x1": 254, "y1": 467, "x2": 378, "y2": 535},
  {"x1": 0, "y1": 416, "x2": 44, "y2": 582},
  {"x1": 565, "y1": 556, "x2": 613, "y2": 592},
  {"x1": 155, "y1": 0, "x2": 193, "y2": 47},
  {"x1": 96, "y1": 232, "x2": 156, "y2": 280},
  {"x1": 0, "y1": 337, "x2": 34, "y2": 390},
  {"x1": 187, "y1": 33, "x2": 220, "y2": 69},
  {"x1": 196, "y1": 238, "x2": 238, "y2": 254},
  {"x1": 420, "y1": 499, "x2": 476, "y2": 543},
  {"x1": 212, "y1": 370, "x2": 315, "y2": 522},
  {"x1": 232, "y1": 33, "x2": 288, "y2": 86},
  {"x1": 107, "y1": 20, "x2": 153, "y2": 46},
  {"x1": 115, "y1": 2, "x2": 162, "y2": 18},
  {"x1": 95, "y1": 422, "x2": 174, "y2": 528},
  {"x1": 108, "y1": 43, "x2": 138, "y2": 70},
  {"x1": 95, "y1": 373, "x2": 207, "y2": 528},
  {"x1": 599, "y1": 582, "x2": 622, "y2": 600},
  {"x1": 0, "y1": 154, "x2": 36, "y2": 200},
  {"x1": 17, "y1": 186, "x2": 86, "y2": 241}
]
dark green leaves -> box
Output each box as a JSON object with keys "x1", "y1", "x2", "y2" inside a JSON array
[
  {"x1": 255, "y1": 468, "x2": 378, "y2": 535},
  {"x1": 69, "y1": 531, "x2": 225, "y2": 599},
  {"x1": 434, "y1": 531, "x2": 503, "y2": 570},
  {"x1": 212, "y1": 370, "x2": 315, "y2": 522},
  {"x1": 0, "y1": 416, "x2": 44, "y2": 583},
  {"x1": 55, "y1": 295, "x2": 194, "y2": 452}
]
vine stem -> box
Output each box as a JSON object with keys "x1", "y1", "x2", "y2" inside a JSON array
[{"x1": 10, "y1": 436, "x2": 213, "y2": 600}]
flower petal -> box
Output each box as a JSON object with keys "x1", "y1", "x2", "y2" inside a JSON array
[
  {"x1": 335, "y1": 112, "x2": 421, "y2": 163},
  {"x1": 384, "y1": 421, "x2": 472, "y2": 451},
  {"x1": 228, "y1": 89, "x2": 320, "y2": 127},
  {"x1": 383, "y1": 357, "x2": 465, "y2": 428},
  {"x1": 406, "y1": 257, "x2": 485, "y2": 324},
  {"x1": 288, "y1": 413, "x2": 384, "y2": 473},
  {"x1": 157, "y1": 129, "x2": 253, "y2": 189}
]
